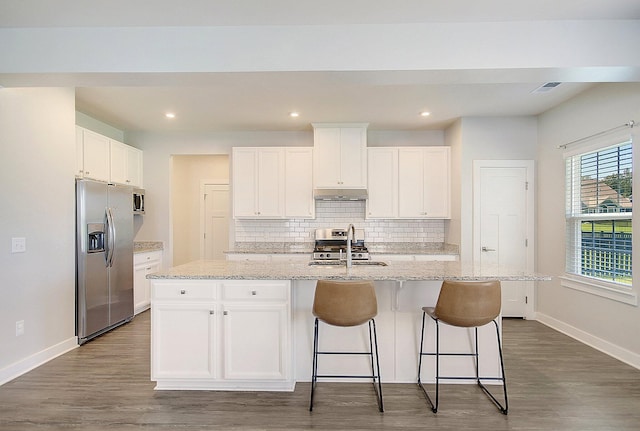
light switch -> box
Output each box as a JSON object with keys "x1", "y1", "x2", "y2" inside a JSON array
[{"x1": 11, "y1": 237, "x2": 26, "y2": 253}]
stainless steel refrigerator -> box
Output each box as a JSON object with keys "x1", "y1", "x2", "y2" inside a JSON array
[{"x1": 76, "y1": 179, "x2": 134, "y2": 344}]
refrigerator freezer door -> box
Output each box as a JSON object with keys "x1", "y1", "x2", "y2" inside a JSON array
[
  {"x1": 107, "y1": 184, "x2": 134, "y2": 325},
  {"x1": 76, "y1": 180, "x2": 110, "y2": 340}
]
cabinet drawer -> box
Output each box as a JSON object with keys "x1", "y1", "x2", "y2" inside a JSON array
[
  {"x1": 153, "y1": 282, "x2": 217, "y2": 300},
  {"x1": 221, "y1": 281, "x2": 289, "y2": 301},
  {"x1": 135, "y1": 251, "x2": 162, "y2": 265}
]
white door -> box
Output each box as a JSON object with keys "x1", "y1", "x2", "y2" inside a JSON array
[
  {"x1": 203, "y1": 184, "x2": 230, "y2": 260},
  {"x1": 474, "y1": 161, "x2": 534, "y2": 318}
]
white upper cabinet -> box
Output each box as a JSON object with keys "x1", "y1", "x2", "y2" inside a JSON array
[
  {"x1": 367, "y1": 148, "x2": 398, "y2": 218},
  {"x1": 232, "y1": 147, "x2": 314, "y2": 220},
  {"x1": 77, "y1": 127, "x2": 110, "y2": 182},
  {"x1": 367, "y1": 146, "x2": 451, "y2": 219},
  {"x1": 312, "y1": 124, "x2": 368, "y2": 189},
  {"x1": 76, "y1": 126, "x2": 143, "y2": 187},
  {"x1": 232, "y1": 147, "x2": 285, "y2": 218},
  {"x1": 110, "y1": 140, "x2": 143, "y2": 187},
  {"x1": 284, "y1": 148, "x2": 314, "y2": 218},
  {"x1": 398, "y1": 147, "x2": 451, "y2": 219}
]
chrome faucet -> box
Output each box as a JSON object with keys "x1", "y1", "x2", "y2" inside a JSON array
[{"x1": 346, "y1": 223, "x2": 355, "y2": 268}]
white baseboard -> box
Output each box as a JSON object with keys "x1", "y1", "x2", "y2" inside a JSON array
[
  {"x1": 0, "y1": 337, "x2": 78, "y2": 386},
  {"x1": 535, "y1": 312, "x2": 640, "y2": 370}
]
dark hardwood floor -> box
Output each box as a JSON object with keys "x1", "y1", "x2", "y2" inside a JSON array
[{"x1": 1, "y1": 311, "x2": 639, "y2": 430}]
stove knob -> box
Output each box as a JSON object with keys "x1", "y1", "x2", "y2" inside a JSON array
[
  {"x1": 358, "y1": 253, "x2": 363, "y2": 258},
  {"x1": 326, "y1": 253, "x2": 331, "y2": 259},
  {"x1": 319, "y1": 253, "x2": 325, "y2": 258}
]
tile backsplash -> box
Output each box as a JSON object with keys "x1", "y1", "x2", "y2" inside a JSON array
[{"x1": 234, "y1": 201, "x2": 445, "y2": 244}]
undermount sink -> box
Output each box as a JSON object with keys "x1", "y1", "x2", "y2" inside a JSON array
[{"x1": 308, "y1": 261, "x2": 388, "y2": 267}]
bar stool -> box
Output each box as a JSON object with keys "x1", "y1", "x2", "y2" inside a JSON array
[
  {"x1": 417, "y1": 280, "x2": 508, "y2": 414},
  {"x1": 309, "y1": 280, "x2": 383, "y2": 412}
]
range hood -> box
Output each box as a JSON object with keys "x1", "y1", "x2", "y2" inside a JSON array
[{"x1": 313, "y1": 188, "x2": 368, "y2": 201}]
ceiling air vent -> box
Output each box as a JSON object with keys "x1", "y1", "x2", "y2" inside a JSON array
[{"x1": 532, "y1": 82, "x2": 562, "y2": 93}]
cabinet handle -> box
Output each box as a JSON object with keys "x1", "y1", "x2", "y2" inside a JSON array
[
  {"x1": 210, "y1": 310, "x2": 215, "y2": 315},
  {"x1": 85, "y1": 171, "x2": 90, "y2": 174},
  {"x1": 223, "y1": 311, "x2": 228, "y2": 316},
  {"x1": 251, "y1": 290, "x2": 257, "y2": 296},
  {"x1": 145, "y1": 267, "x2": 152, "y2": 270},
  {"x1": 180, "y1": 289, "x2": 186, "y2": 295}
]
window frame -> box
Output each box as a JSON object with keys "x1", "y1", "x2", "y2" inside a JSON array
[{"x1": 562, "y1": 134, "x2": 637, "y2": 306}]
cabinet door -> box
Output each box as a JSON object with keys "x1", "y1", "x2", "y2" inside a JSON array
[
  {"x1": 110, "y1": 140, "x2": 129, "y2": 185},
  {"x1": 398, "y1": 148, "x2": 426, "y2": 218},
  {"x1": 134, "y1": 252, "x2": 161, "y2": 314},
  {"x1": 75, "y1": 127, "x2": 84, "y2": 177},
  {"x1": 367, "y1": 148, "x2": 398, "y2": 218},
  {"x1": 152, "y1": 302, "x2": 217, "y2": 379},
  {"x1": 81, "y1": 129, "x2": 110, "y2": 182},
  {"x1": 232, "y1": 148, "x2": 258, "y2": 217},
  {"x1": 133, "y1": 263, "x2": 148, "y2": 313},
  {"x1": 422, "y1": 147, "x2": 450, "y2": 218},
  {"x1": 126, "y1": 146, "x2": 143, "y2": 188},
  {"x1": 313, "y1": 127, "x2": 342, "y2": 187},
  {"x1": 284, "y1": 148, "x2": 314, "y2": 218},
  {"x1": 256, "y1": 148, "x2": 284, "y2": 217},
  {"x1": 339, "y1": 127, "x2": 367, "y2": 188},
  {"x1": 222, "y1": 303, "x2": 289, "y2": 380}
]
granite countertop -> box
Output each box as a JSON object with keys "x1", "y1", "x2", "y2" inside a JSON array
[
  {"x1": 148, "y1": 259, "x2": 550, "y2": 282},
  {"x1": 134, "y1": 241, "x2": 164, "y2": 254},
  {"x1": 225, "y1": 242, "x2": 459, "y2": 256},
  {"x1": 367, "y1": 242, "x2": 459, "y2": 255},
  {"x1": 226, "y1": 242, "x2": 313, "y2": 254}
]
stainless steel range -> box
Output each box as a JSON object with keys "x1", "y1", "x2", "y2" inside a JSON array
[{"x1": 312, "y1": 228, "x2": 370, "y2": 261}]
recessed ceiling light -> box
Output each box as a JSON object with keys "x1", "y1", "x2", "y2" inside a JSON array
[
  {"x1": 289, "y1": 112, "x2": 300, "y2": 118},
  {"x1": 165, "y1": 112, "x2": 176, "y2": 119},
  {"x1": 420, "y1": 111, "x2": 431, "y2": 117}
]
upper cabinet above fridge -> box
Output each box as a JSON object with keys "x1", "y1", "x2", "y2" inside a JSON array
[
  {"x1": 312, "y1": 123, "x2": 368, "y2": 190},
  {"x1": 76, "y1": 126, "x2": 143, "y2": 188}
]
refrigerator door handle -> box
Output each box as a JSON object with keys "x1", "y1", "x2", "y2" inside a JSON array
[{"x1": 106, "y1": 208, "x2": 116, "y2": 267}]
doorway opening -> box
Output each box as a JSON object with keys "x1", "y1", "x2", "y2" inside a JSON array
[{"x1": 171, "y1": 155, "x2": 230, "y2": 266}]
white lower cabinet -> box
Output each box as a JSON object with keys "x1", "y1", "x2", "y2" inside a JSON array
[
  {"x1": 151, "y1": 279, "x2": 293, "y2": 391},
  {"x1": 133, "y1": 250, "x2": 162, "y2": 314},
  {"x1": 222, "y1": 303, "x2": 289, "y2": 380},
  {"x1": 153, "y1": 302, "x2": 218, "y2": 380}
]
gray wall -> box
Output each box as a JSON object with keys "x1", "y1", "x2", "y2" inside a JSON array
[
  {"x1": 536, "y1": 83, "x2": 640, "y2": 367},
  {"x1": 0, "y1": 88, "x2": 77, "y2": 382}
]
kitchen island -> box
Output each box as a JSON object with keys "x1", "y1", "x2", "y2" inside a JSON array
[{"x1": 149, "y1": 259, "x2": 549, "y2": 391}]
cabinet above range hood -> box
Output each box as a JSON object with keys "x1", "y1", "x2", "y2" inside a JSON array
[{"x1": 313, "y1": 188, "x2": 368, "y2": 201}]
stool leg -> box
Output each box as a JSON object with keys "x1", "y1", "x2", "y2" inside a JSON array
[
  {"x1": 309, "y1": 317, "x2": 319, "y2": 411},
  {"x1": 474, "y1": 327, "x2": 480, "y2": 383},
  {"x1": 417, "y1": 312, "x2": 438, "y2": 413},
  {"x1": 476, "y1": 320, "x2": 509, "y2": 415},
  {"x1": 369, "y1": 319, "x2": 384, "y2": 412},
  {"x1": 434, "y1": 319, "x2": 440, "y2": 413}
]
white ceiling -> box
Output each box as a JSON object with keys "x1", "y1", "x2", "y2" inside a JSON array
[
  {"x1": 2, "y1": 0, "x2": 639, "y2": 132},
  {"x1": 3, "y1": 0, "x2": 640, "y2": 27}
]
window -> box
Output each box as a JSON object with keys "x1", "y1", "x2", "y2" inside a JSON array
[{"x1": 565, "y1": 140, "x2": 633, "y2": 291}]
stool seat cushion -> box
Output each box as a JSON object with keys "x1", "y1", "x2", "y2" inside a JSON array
[
  {"x1": 427, "y1": 280, "x2": 501, "y2": 328},
  {"x1": 312, "y1": 280, "x2": 377, "y2": 327}
]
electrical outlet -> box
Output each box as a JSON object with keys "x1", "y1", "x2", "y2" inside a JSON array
[
  {"x1": 11, "y1": 237, "x2": 26, "y2": 253},
  {"x1": 16, "y1": 320, "x2": 24, "y2": 337}
]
